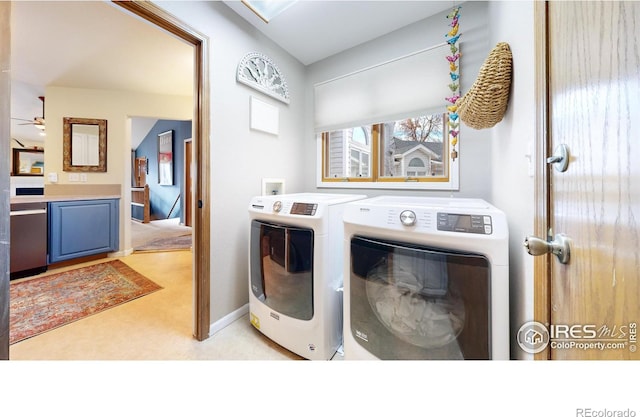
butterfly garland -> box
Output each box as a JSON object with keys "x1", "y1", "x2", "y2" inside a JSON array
[{"x1": 445, "y1": 6, "x2": 461, "y2": 161}]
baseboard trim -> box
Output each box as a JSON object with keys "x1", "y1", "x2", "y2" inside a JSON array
[
  {"x1": 209, "y1": 303, "x2": 249, "y2": 336},
  {"x1": 111, "y1": 248, "x2": 133, "y2": 257}
]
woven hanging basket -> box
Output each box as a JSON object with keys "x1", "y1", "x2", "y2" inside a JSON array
[{"x1": 457, "y1": 42, "x2": 512, "y2": 129}]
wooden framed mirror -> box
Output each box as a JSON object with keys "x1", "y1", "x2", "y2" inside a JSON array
[
  {"x1": 63, "y1": 117, "x2": 107, "y2": 172},
  {"x1": 12, "y1": 148, "x2": 44, "y2": 176}
]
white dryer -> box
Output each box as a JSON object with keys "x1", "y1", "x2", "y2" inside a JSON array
[
  {"x1": 343, "y1": 196, "x2": 509, "y2": 360},
  {"x1": 248, "y1": 193, "x2": 367, "y2": 360}
]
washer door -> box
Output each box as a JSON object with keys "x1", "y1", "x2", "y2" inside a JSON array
[
  {"x1": 250, "y1": 220, "x2": 314, "y2": 320},
  {"x1": 350, "y1": 236, "x2": 491, "y2": 359}
]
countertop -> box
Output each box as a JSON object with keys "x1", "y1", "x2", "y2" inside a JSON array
[{"x1": 10, "y1": 195, "x2": 121, "y2": 205}]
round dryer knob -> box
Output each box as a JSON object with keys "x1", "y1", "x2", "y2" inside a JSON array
[
  {"x1": 399, "y1": 210, "x2": 417, "y2": 226},
  {"x1": 273, "y1": 201, "x2": 283, "y2": 212}
]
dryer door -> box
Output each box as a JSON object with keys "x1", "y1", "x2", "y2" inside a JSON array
[
  {"x1": 250, "y1": 220, "x2": 314, "y2": 320},
  {"x1": 350, "y1": 236, "x2": 491, "y2": 359}
]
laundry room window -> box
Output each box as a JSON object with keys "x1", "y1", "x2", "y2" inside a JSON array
[
  {"x1": 314, "y1": 43, "x2": 459, "y2": 190},
  {"x1": 324, "y1": 125, "x2": 372, "y2": 180},
  {"x1": 378, "y1": 113, "x2": 448, "y2": 180},
  {"x1": 319, "y1": 112, "x2": 456, "y2": 189}
]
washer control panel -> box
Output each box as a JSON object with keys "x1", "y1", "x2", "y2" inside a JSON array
[
  {"x1": 290, "y1": 202, "x2": 318, "y2": 216},
  {"x1": 437, "y1": 212, "x2": 493, "y2": 234},
  {"x1": 399, "y1": 210, "x2": 417, "y2": 226}
]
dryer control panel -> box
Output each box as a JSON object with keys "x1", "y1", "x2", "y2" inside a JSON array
[{"x1": 437, "y1": 212, "x2": 492, "y2": 234}]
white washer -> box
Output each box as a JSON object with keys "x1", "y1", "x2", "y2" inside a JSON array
[
  {"x1": 248, "y1": 193, "x2": 367, "y2": 360},
  {"x1": 343, "y1": 196, "x2": 509, "y2": 360}
]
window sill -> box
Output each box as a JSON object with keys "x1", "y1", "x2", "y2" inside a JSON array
[{"x1": 316, "y1": 178, "x2": 459, "y2": 191}]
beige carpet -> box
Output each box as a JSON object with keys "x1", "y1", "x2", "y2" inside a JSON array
[{"x1": 131, "y1": 219, "x2": 192, "y2": 251}]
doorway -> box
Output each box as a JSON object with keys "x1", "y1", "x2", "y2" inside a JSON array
[
  {"x1": 114, "y1": 1, "x2": 211, "y2": 341},
  {"x1": 130, "y1": 119, "x2": 193, "y2": 252}
]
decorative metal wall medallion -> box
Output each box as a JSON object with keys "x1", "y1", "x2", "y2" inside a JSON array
[{"x1": 237, "y1": 52, "x2": 290, "y2": 104}]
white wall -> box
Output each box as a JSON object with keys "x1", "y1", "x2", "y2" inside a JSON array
[
  {"x1": 155, "y1": 2, "x2": 308, "y2": 325},
  {"x1": 304, "y1": 1, "x2": 492, "y2": 199},
  {"x1": 158, "y1": 1, "x2": 537, "y2": 354},
  {"x1": 488, "y1": 1, "x2": 536, "y2": 359},
  {"x1": 45, "y1": 86, "x2": 193, "y2": 253}
]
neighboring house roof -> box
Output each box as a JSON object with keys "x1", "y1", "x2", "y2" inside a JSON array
[{"x1": 391, "y1": 137, "x2": 443, "y2": 161}]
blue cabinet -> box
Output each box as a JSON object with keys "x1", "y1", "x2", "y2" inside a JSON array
[{"x1": 48, "y1": 199, "x2": 119, "y2": 264}]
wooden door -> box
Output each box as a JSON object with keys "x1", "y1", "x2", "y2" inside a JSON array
[
  {"x1": 546, "y1": 1, "x2": 639, "y2": 359},
  {"x1": 134, "y1": 157, "x2": 147, "y2": 187}
]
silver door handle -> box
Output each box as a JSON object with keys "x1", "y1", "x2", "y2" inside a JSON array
[
  {"x1": 546, "y1": 144, "x2": 569, "y2": 172},
  {"x1": 524, "y1": 233, "x2": 571, "y2": 264}
]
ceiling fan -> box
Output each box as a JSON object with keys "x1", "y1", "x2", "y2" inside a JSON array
[{"x1": 11, "y1": 96, "x2": 46, "y2": 130}]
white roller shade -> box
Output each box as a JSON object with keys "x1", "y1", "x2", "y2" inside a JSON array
[{"x1": 314, "y1": 43, "x2": 452, "y2": 132}]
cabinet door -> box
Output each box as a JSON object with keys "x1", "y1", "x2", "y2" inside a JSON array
[{"x1": 48, "y1": 199, "x2": 119, "y2": 263}]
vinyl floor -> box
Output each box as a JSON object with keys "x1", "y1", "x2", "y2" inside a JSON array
[{"x1": 9, "y1": 250, "x2": 305, "y2": 360}]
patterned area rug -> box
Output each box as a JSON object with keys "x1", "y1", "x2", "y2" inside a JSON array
[
  {"x1": 131, "y1": 219, "x2": 192, "y2": 252},
  {"x1": 9, "y1": 260, "x2": 162, "y2": 345}
]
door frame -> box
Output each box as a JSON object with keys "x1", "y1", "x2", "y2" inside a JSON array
[
  {"x1": 532, "y1": 0, "x2": 551, "y2": 360},
  {"x1": 1, "y1": 1, "x2": 11, "y2": 360},
  {"x1": 114, "y1": 1, "x2": 211, "y2": 341}
]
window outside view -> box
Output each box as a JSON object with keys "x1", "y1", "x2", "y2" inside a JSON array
[
  {"x1": 380, "y1": 114, "x2": 445, "y2": 178},
  {"x1": 323, "y1": 113, "x2": 446, "y2": 182}
]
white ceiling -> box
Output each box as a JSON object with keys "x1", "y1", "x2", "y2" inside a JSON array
[
  {"x1": 10, "y1": 1, "x2": 193, "y2": 145},
  {"x1": 222, "y1": 1, "x2": 454, "y2": 65},
  {"x1": 10, "y1": 0, "x2": 453, "y2": 144}
]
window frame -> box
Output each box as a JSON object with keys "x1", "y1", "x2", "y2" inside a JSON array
[{"x1": 318, "y1": 113, "x2": 459, "y2": 190}]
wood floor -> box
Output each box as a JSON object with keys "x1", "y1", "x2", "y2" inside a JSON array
[{"x1": 9, "y1": 250, "x2": 302, "y2": 360}]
